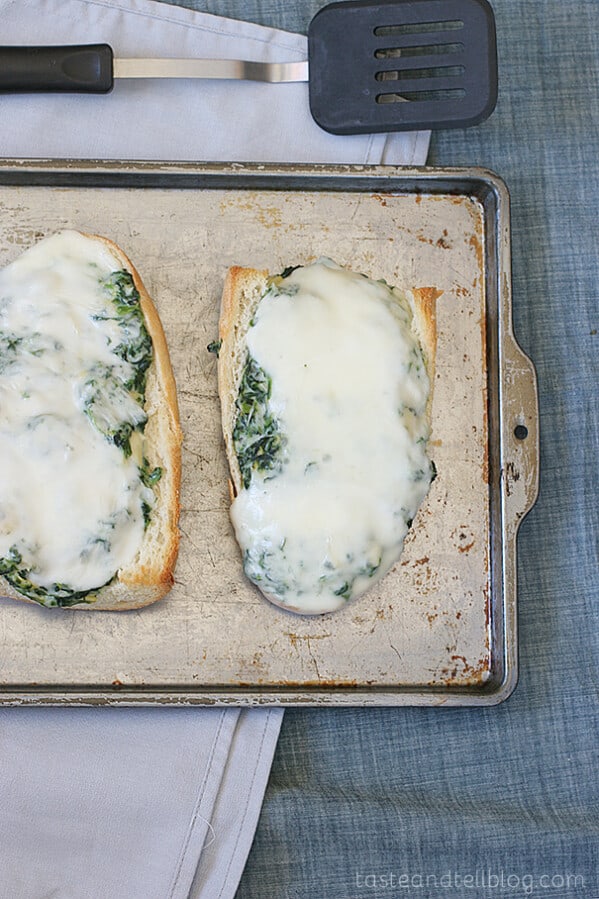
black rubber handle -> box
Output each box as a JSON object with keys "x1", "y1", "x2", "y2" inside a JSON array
[{"x1": 0, "y1": 44, "x2": 114, "y2": 93}]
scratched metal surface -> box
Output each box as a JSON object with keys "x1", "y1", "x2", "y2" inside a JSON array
[{"x1": 0, "y1": 162, "x2": 538, "y2": 705}]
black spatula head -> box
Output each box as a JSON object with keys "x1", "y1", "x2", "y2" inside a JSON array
[{"x1": 308, "y1": 0, "x2": 497, "y2": 134}]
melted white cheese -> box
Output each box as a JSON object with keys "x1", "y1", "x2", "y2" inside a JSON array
[
  {"x1": 231, "y1": 259, "x2": 433, "y2": 615},
  {"x1": 0, "y1": 230, "x2": 153, "y2": 601}
]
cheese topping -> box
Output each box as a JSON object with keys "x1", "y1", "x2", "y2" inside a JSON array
[
  {"x1": 231, "y1": 259, "x2": 434, "y2": 615},
  {"x1": 0, "y1": 231, "x2": 156, "y2": 607}
]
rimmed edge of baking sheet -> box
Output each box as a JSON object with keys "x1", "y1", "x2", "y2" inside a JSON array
[{"x1": 0, "y1": 161, "x2": 538, "y2": 706}]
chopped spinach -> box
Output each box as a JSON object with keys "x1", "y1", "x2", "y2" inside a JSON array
[
  {"x1": 359, "y1": 559, "x2": 381, "y2": 579},
  {"x1": 96, "y1": 269, "x2": 153, "y2": 400},
  {"x1": 141, "y1": 500, "x2": 153, "y2": 528},
  {"x1": 233, "y1": 354, "x2": 286, "y2": 489},
  {"x1": 243, "y1": 547, "x2": 290, "y2": 598},
  {"x1": 0, "y1": 332, "x2": 22, "y2": 355},
  {"x1": 0, "y1": 331, "x2": 45, "y2": 373},
  {"x1": 207, "y1": 339, "x2": 222, "y2": 357},
  {"x1": 139, "y1": 457, "x2": 162, "y2": 488},
  {"x1": 0, "y1": 546, "x2": 106, "y2": 608},
  {"x1": 83, "y1": 270, "x2": 152, "y2": 455},
  {"x1": 243, "y1": 538, "x2": 383, "y2": 607},
  {"x1": 279, "y1": 265, "x2": 302, "y2": 279},
  {"x1": 112, "y1": 422, "x2": 135, "y2": 457},
  {"x1": 266, "y1": 269, "x2": 301, "y2": 299},
  {"x1": 80, "y1": 365, "x2": 146, "y2": 458}
]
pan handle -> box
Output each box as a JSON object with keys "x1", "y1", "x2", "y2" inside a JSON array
[
  {"x1": 498, "y1": 327, "x2": 539, "y2": 701},
  {"x1": 500, "y1": 330, "x2": 540, "y2": 534}
]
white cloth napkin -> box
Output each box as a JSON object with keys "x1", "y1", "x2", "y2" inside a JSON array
[
  {"x1": 0, "y1": 0, "x2": 430, "y2": 165},
  {"x1": 0, "y1": 707, "x2": 282, "y2": 899},
  {"x1": 0, "y1": 2, "x2": 430, "y2": 898}
]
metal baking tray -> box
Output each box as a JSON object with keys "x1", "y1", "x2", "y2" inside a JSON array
[{"x1": 0, "y1": 160, "x2": 538, "y2": 707}]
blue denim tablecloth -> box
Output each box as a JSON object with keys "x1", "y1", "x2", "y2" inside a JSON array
[{"x1": 171, "y1": 2, "x2": 597, "y2": 896}]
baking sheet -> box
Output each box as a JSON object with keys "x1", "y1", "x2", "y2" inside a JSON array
[{"x1": 0, "y1": 162, "x2": 538, "y2": 706}]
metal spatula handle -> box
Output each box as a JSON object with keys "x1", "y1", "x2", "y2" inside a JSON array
[
  {"x1": 0, "y1": 0, "x2": 497, "y2": 134},
  {"x1": 113, "y1": 57, "x2": 308, "y2": 83},
  {"x1": 0, "y1": 44, "x2": 309, "y2": 92}
]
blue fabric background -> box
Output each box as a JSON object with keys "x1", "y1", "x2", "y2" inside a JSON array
[{"x1": 166, "y1": 2, "x2": 598, "y2": 897}]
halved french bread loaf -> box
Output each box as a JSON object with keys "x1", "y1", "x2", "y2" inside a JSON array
[
  {"x1": 217, "y1": 259, "x2": 437, "y2": 615},
  {"x1": 0, "y1": 230, "x2": 182, "y2": 610}
]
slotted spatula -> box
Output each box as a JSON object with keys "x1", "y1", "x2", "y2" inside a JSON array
[{"x1": 0, "y1": 0, "x2": 497, "y2": 135}]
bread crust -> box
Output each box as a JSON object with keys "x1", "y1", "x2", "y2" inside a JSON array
[
  {"x1": 217, "y1": 263, "x2": 439, "y2": 613},
  {"x1": 0, "y1": 232, "x2": 182, "y2": 611},
  {"x1": 218, "y1": 267, "x2": 269, "y2": 498},
  {"x1": 409, "y1": 285, "x2": 441, "y2": 423}
]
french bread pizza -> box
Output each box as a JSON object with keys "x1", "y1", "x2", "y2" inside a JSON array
[
  {"x1": 216, "y1": 258, "x2": 437, "y2": 615},
  {"x1": 0, "y1": 230, "x2": 182, "y2": 610}
]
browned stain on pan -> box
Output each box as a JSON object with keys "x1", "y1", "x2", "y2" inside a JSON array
[
  {"x1": 285, "y1": 631, "x2": 332, "y2": 648},
  {"x1": 234, "y1": 677, "x2": 361, "y2": 688},
  {"x1": 503, "y1": 460, "x2": 521, "y2": 497},
  {"x1": 469, "y1": 232, "x2": 485, "y2": 274},
  {"x1": 372, "y1": 193, "x2": 389, "y2": 207},
  {"x1": 218, "y1": 193, "x2": 283, "y2": 228},
  {"x1": 436, "y1": 229, "x2": 452, "y2": 249},
  {"x1": 437, "y1": 651, "x2": 490, "y2": 685},
  {"x1": 451, "y1": 526, "x2": 476, "y2": 554}
]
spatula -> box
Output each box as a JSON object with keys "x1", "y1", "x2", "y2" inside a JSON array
[{"x1": 0, "y1": 0, "x2": 497, "y2": 135}]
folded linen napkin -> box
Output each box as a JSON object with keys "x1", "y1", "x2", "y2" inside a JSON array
[
  {"x1": 0, "y1": 2, "x2": 430, "y2": 897},
  {"x1": 0, "y1": 707, "x2": 282, "y2": 899},
  {"x1": 0, "y1": 0, "x2": 430, "y2": 165}
]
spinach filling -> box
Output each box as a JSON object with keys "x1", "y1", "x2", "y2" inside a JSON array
[
  {"x1": 86, "y1": 269, "x2": 162, "y2": 490},
  {"x1": 233, "y1": 355, "x2": 286, "y2": 490},
  {"x1": 0, "y1": 269, "x2": 161, "y2": 608},
  {"x1": 231, "y1": 265, "x2": 301, "y2": 490},
  {"x1": 83, "y1": 270, "x2": 153, "y2": 457},
  {"x1": 0, "y1": 546, "x2": 112, "y2": 608},
  {"x1": 242, "y1": 544, "x2": 383, "y2": 604}
]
